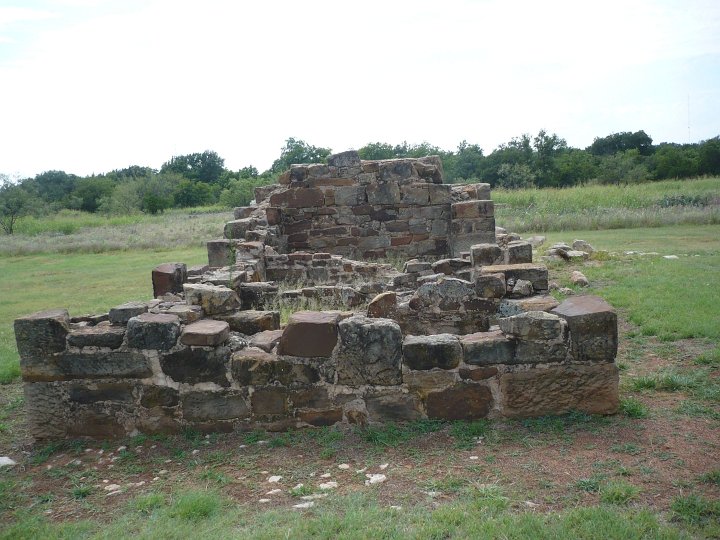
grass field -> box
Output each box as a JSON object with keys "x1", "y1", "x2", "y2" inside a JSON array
[{"x1": 0, "y1": 186, "x2": 718, "y2": 538}]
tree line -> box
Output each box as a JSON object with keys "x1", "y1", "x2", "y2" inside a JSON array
[{"x1": 1, "y1": 131, "x2": 719, "y2": 233}]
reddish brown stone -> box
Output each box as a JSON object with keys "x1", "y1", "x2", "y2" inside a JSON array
[
  {"x1": 551, "y1": 296, "x2": 618, "y2": 363},
  {"x1": 391, "y1": 236, "x2": 413, "y2": 246},
  {"x1": 269, "y1": 187, "x2": 324, "y2": 209},
  {"x1": 298, "y1": 408, "x2": 343, "y2": 426},
  {"x1": 152, "y1": 263, "x2": 187, "y2": 297},
  {"x1": 249, "y1": 329, "x2": 283, "y2": 352},
  {"x1": 67, "y1": 325, "x2": 125, "y2": 349},
  {"x1": 425, "y1": 383, "x2": 493, "y2": 420},
  {"x1": 459, "y1": 366, "x2": 499, "y2": 381},
  {"x1": 367, "y1": 291, "x2": 397, "y2": 318},
  {"x1": 266, "y1": 207, "x2": 281, "y2": 225},
  {"x1": 180, "y1": 320, "x2": 230, "y2": 346},
  {"x1": 251, "y1": 387, "x2": 289, "y2": 416},
  {"x1": 276, "y1": 311, "x2": 341, "y2": 358}
]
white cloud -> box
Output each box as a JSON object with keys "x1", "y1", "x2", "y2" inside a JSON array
[{"x1": 0, "y1": 0, "x2": 718, "y2": 176}]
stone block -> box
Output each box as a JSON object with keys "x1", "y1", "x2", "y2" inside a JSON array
[
  {"x1": 497, "y1": 295, "x2": 560, "y2": 317},
  {"x1": 24, "y1": 383, "x2": 67, "y2": 439},
  {"x1": 470, "y1": 243, "x2": 503, "y2": 267},
  {"x1": 277, "y1": 311, "x2": 340, "y2": 358},
  {"x1": 207, "y1": 239, "x2": 235, "y2": 268},
  {"x1": 224, "y1": 218, "x2": 256, "y2": 240},
  {"x1": 336, "y1": 315, "x2": 403, "y2": 386},
  {"x1": 451, "y1": 200, "x2": 494, "y2": 219},
  {"x1": 551, "y1": 296, "x2": 618, "y2": 363},
  {"x1": 403, "y1": 369, "x2": 457, "y2": 398},
  {"x1": 166, "y1": 304, "x2": 203, "y2": 323},
  {"x1": 184, "y1": 283, "x2": 241, "y2": 315},
  {"x1": 152, "y1": 263, "x2": 187, "y2": 298},
  {"x1": 458, "y1": 366, "x2": 498, "y2": 381},
  {"x1": 67, "y1": 325, "x2": 125, "y2": 349},
  {"x1": 506, "y1": 241, "x2": 533, "y2": 264},
  {"x1": 234, "y1": 206, "x2": 255, "y2": 220},
  {"x1": 366, "y1": 182, "x2": 401, "y2": 205},
  {"x1": 461, "y1": 330, "x2": 515, "y2": 365},
  {"x1": 54, "y1": 351, "x2": 152, "y2": 380},
  {"x1": 365, "y1": 390, "x2": 423, "y2": 422},
  {"x1": 182, "y1": 391, "x2": 249, "y2": 422},
  {"x1": 68, "y1": 381, "x2": 135, "y2": 404},
  {"x1": 431, "y1": 258, "x2": 471, "y2": 275},
  {"x1": 413, "y1": 278, "x2": 474, "y2": 311},
  {"x1": 499, "y1": 363, "x2": 619, "y2": 417},
  {"x1": 269, "y1": 187, "x2": 325, "y2": 209},
  {"x1": 402, "y1": 334, "x2": 462, "y2": 370},
  {"x1": 334, "y1": 185, "x2": 367, "y2": 205},
  {"x1": 141, "y1": 385, "x2": 179, "y2": 408},
  {"x1": 428, "y1": 184, "x2": 452, "y2": 204},
  {"x1": 480, "y1": 263, "x2": 548, "y2": 292},
  {"x1": 475, "y1": 273, "x2": 506, "y2": 299},
  {"x1": 239, "y1": 282, "x2": 279, "y2": 309},
  {"x1": 127, "y1": 313, "x2": 181, "y2": 350},
  {"x1": 231, "y1": 348, "x2": 320, "y2": 386},
  {"x1": 289, "y1": 387, "x2": 331, "y2": 409},
  {"x1": 251, "y1": 387, "x2": 289, "y2": 416},
  {"x1": 513, "y1": 340, "x2": 568, "y2": 364},
  {"x1": 425, "y1": 383, "x2": 493, "y2": 420},
  {"x1": 404, "y1": 260, "x2": 432, "y2": 273},
  {"x1": 498, "y1": 311, "x2": 565, "y2": 341},
  {"x1": 161, "y1": 346, "x2": 231, "y2": 386},
  {"x1": 297, "y1": 409, "x2": 343, "y2": 426},
  {"x1": 14, "y1": 310, "x2": 70, "y2": 369},
  {"x1": 328, "y1": 150, "x2": 361, "y2": 168},
  {"x1": 109, "y1": 302, "x2": 147, "y2": 325},
  {"x1": 400, "y1": 183, "x2": 430, "y2": 205},
  {"x1": 219, "y1": 310, "x2": 280, "y2": 335},
  {"x1": 244, "y1": 331, "x2": 281, "y2": 353},
  {"x1": 367, "y1": 291, "x2": 397, "y2": 318},
  {"x1": 181, "y1": 320, "x2": 230, "y2": 347}
]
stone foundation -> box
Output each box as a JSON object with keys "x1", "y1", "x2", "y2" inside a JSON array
[{"x1": 15, "y1": 151, "x2": 620, "y2": 439}]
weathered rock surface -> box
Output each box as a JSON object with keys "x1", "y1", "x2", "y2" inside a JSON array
[
  {"x1": 402, "y1": 334, "x2": 462, "y2": 370},
  {"x1": 249, "y1": 329, "x2": 283, "y2": 352},
  {"x1": 152, "y1": 263, "x2": 187, "y2": 298},
  {"x1": 181, "y1": 320, "x2": 230, "y2": 347},
  {"x1": 367, "y1": 291, "x2": 397, "y2": 318},
  {"x1": 551, "y1": 296, "x2": 617, "y2": 363},
  {"x1": 184, "y1": 283, "x2": 241, "y2": 315},
  {"x1": 161, "y1": 346, "x2": 231, "y2": 386},
  {"x1": 219, "y1": 310, "x2": 280, "y2": 335},
  {"x1": 126, "y1": 313, "x2": 180, "y2": 351},
  {"x1": 231, "y1": 348, "x2": 321, "y2": 386},
  {"x1": 277, "y1": 311, "x2": 341, "y2": 358},
  {"x1": 109, "y1": 302, "x2": 147, "y2": 325},
  {"x1": 499, "y1": 311, "x2": 565, "y2": 341},
  {"x1": 336, "y1": 316, "x2": 403, "y2": 385},
  {"x1": 570, "y1": 270, "x2": 589, "y2": 287},
  {"x1": 500, "y1": 363, "x2": 619, "y2": 417},
  {"x1": 67, "y1": 325, "x2": 125, "y2": 349},
  {"x1": 425, "y1": 383, "x2": 493, "y2": 420},
  {"x1": 460, "y1": 330, "x2": 515, "y2": 365}
]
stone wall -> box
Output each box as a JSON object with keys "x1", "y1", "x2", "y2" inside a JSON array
[
  {"x1": 16, "y1": 295, "x2": 619, "y2": 439},
  {"x1": 220, "y1": 151, "x2": 495, "y2": 261}
]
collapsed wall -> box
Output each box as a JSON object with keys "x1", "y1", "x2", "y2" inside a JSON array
[{"x1": 14, "y1": 151, "x2": 620, "y2": 440}]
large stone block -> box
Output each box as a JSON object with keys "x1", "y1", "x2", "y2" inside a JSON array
[
  {"x1": 219, "y1": 310, "x2": 280, "y2": 335},
  {"x1": 428, "y1": 184, "x2": 452, "y2": 204},
  {"x1": 181, "y1": 320, "x2": 230, "y2": 347},
  {"x1": 367, "y1": 291, "x2": 397, "y2": 318},
  {"x1": 425, "y1": 383, "x2": 493, "y2": 420},
  {"x1": 403, "y1": 334, "x2": 462, "y2": 370},
  {"x1": 14, "y1": 310, "x2": 70, "y2": 366},
  {"x1": 249, "y1": 329, "x2": 283, "y2": 352},
  {"x1": 498, "y1": 311, "x2": 565, "y2": 341},
  {"x1": 184, "y1": 283, "x2": 241, "y2": 315},
  {"x1": 334, "y1": 185, "x2": 367, "y2": 205},
  {"x1": 152, "y1": 263, "x2": 187, "y2": 298},
  {"x1": 24, "y1": 382, "x2": 68, "y2": 439},
  {"x1": 335, "y1": 315, "x2": 403, "y2": 386},
  {"x1": 461, "y1": 330, "x2": 515, "y2": 365},
  {"x1": 251, "y1": 387, "x2": 289, "y2": 416},
  {"x1": 206, "y1": 239, "x2": 234, "y2": 268},
  {"x1": 127, "y1": 313, "x2": 181, "y2": 350},
  {"x1": 480, "y1": 263, "x2": 548, "y2": 292},
  {"x1": 68, "y1": 381, "x2": 136, "y2": 404},
  {"x1": 269, "y1": 187, "x2": 325, "y2": 209},
  {"x1": 160, "y1": 346, "x2": 231, "y2": 386},
  {"x1": 365, "y1": 390, "x2": 423, "y2": 422},
  {"x1": 505, "y1": 241, "x2": 533, "y2": 264},
  {"x1": 108, "y1": 302, "x2": 147, "y2": 325},
  {"x1": 54, "y1": 351, "x2": 152, "y2": 380},
  {"x1": 470, "y1": 243, "x2": 503, "y2": 267},
  {"x1": 328, "y1": 150, "x2": 361, "y2": 168},
  {"x1": 499, "y1": 363, "x2": 619, "y2": 417},
  {"x1": 239, "y1": 282, "x2": 279, "y2": 309},
  {"x1": 224, "y1": 218, "x2": 257, "y2": 240},
  {"x1": 551, "y1": 296, "x2": 618, "y2": 363},
  {"x1": 451, "y1": 200, "x2": 494, "y2": 219},
  {"x1": 231, "y1": 348, "x2": 320, "y2": 386},
  {"x1": 182, "y1": 391, "x2": 249, "y2": 421},
  {"x1": 366, "y1": 182, "x2": 401, "y2": 205},
  {"x1": 431, "y1": 258, "x2": 471, "y2": 276},
  {"x1": 141, "y1": 385, "x2": 179, "y2": 408},
  {"x1": 403, "y1": 368, "x2": 457, "y2": 398},
  {"x1": 400, "y1": 183, "x2": 430, "y2": 205},
  {"x1": 413, "y1": 277, "x2": 474, "y2": 311},
  {"x1": 277, "y1": 311, "x2": 340, "y2": 358},
  {"x1": 475, "y1": 273, "x2": 506, "y2": 299},
  {"x1": 67, "y1": 325, "x2": 125, "y2": 349}
]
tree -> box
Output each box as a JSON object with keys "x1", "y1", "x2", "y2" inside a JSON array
[
  {"x1": 588, "y1": 131, "x2": 653, "y2": 156},
  {"x1": 496, "y1": 163, "x2": 536, "y2": 189},
  {"x1": 269, "y1": 138, "x2": 331, "y2": 173},
  {"x1": 698, "y1": 136, "x2": 720, "y2": 175},
  {"x1": 0, "y1": 176, "x2": 36, "y2": 234},
  {"x1": 444, "y1": 140, "x2": 485, "y2": 183},
  {"x1": 597, "y1": 150, "x2": 649, "y2": 184},
  {"x1": 72, "y1": 176, "x2": 114, "y2": 212},
  {"x1": 532, "y1": 130, "x2": 567, "y2": 187},
  {"x1": 161, "y1": 151, "x2": 225, "y2": 184},
  {"x1": 651, "y1": 144, "x2": 699, "y2": 179},
  {"x1": 172, "y1": 179, "x2": 213, "y2": 207},
  {"x1": 358, "y1": 142, "x2": 396, "y2": 160},
  {"x1": 32, "y1": 170, "x2": 78, "y2": 204},
  {"x1": 554, "y1": 149, "x2": 598, "y2": 186}
]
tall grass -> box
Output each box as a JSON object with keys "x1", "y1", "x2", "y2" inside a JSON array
[{"x1": 494, "y1": 177, "x2": 720, "y2": 232}]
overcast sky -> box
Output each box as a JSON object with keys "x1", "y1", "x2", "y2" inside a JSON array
[{"x1": 1, "y1": 0, "x2": 719, "y2": 178}]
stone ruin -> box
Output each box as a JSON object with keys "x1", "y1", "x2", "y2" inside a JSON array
[{"x1": 14, "y1": 151, "x2": 620, "y2": 439}]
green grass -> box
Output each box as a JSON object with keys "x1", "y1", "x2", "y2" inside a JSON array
[
  {"x1": 599, "y1": 480, "x2": 640, "y2": 505},
  {"x1": 0, "y1": 246, "x2": 207, "y2": 383},
  {"x1": 495, "y1": 177, "x2": 720, "y2": 232},
  {"x1": 619, "y1": 398, "x2": 649, "y2": 419}
]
